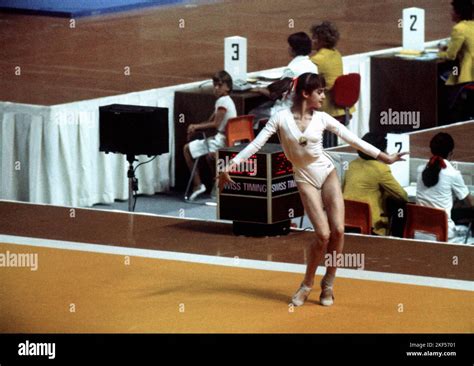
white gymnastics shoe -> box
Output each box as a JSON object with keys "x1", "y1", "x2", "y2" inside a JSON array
[
  {"x1": 188, "y1": 184, "x2": 206, "y2": 201},
  {"x1": 320, "y1": 276, "x2": 335, "y2": 306},
  {"x1": 291, "y1": 283, "x2": 312, "y2": 306}
]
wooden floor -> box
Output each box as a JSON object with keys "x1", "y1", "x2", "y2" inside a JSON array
[
  {"x1": 1, "y1": 201, "x2": 473, "y2": 281},
  {"x1": 0, "y1": 0, "x2": 452, "y2": 105}
]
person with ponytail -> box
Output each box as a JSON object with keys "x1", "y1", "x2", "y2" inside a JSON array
[
  {"x1": 416, "y1": 132, "x2": 473, "y2": 239},
  {"x1": 217, "y1": 72, "x2": 406, "y2": 307}
]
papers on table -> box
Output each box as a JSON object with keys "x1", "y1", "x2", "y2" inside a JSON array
[{"x1": 394, "y1": 49, "x2": 439, "y2": 61}]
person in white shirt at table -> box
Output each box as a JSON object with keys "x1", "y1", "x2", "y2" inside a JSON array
[
  {"x1": 250, "y1": 32, "x2": 318, "y2": 129},
  {"x1": 281, "y1": 32, "x2": 320, "y2": 78},
  {"x1": 416, "y1": 132, "x2": 474, "y2": 240}
]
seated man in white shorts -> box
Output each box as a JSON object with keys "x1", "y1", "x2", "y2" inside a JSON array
[{"x1": 183, "y1": 70, "x2": 237, "y2": 200}]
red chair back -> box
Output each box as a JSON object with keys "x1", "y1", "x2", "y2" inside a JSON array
[
  {"x1": 344, "y1": 199, "x2": 372, "y2": 235},
  {"x1": 463, "y1": 83, "x2": 474, "y2": 91},
  {"x1": 333, "y1": 73, "x2": 361, "y2": 108},
  {"x1": 226, "y1": 115, "x2": 255, "y2": 147},
  {"x1": 403, "y1": 203, "x2": 448, "y2": 242}
]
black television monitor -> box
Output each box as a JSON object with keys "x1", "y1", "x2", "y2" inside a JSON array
[{"x1": 99, "y1": 104, "x2": 169, "y2": 156}]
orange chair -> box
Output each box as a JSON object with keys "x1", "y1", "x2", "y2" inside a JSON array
[
  {"x1": 344, "y1": 199, "x2": 372, "y2": 235},
  {"x1": 226, "y1": 114, "x2": 255, "y2": 147},
  {"x1": 403, "y1": 203, "x2": 448, "y2": 242}
]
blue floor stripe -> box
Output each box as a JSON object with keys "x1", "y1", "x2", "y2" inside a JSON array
[{"x1": 0, "y1": 0, "x2": 185, "y2": 17}]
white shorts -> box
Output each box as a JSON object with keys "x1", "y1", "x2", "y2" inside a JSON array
[
  {"x1": 293, "y1": 153, "x2": 335, "y2": 190},
  {"x1": 188, "y1": 133, "x2": 226, "y2": 159}
]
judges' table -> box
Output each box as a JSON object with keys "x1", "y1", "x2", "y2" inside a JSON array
[
  {"x1": 369, "y1": 53, "x2": 453, "y2": 134},
  {"x1": 217, "y1": 143, "x2": 304, "y2": 236}
]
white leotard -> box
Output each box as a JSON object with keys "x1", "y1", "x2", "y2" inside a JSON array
[{"x1": 232, "y1": 108, "x2": 381, "y2": 189}]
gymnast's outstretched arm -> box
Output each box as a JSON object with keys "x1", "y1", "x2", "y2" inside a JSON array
[
  {"x1": 217, "y1": 116, "x2": 279, "y2": 189},
  {"x1": 225, "y1": 116, "x2": 278, "y2": 167},
  {"x1": 323, "y1": 113, "x2": 407, "y2": 164}
]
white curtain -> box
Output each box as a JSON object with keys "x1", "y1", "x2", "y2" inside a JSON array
[{"x1": 0, "y1": 87, "x2": 179, "y2": 207}]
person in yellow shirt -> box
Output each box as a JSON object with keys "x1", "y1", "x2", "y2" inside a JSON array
[
  {"x1": 439, "y1": 0, "x2": 474, "y2": 85},
  {"x1": 310, "y1": 21, "x2": 354, "y2": 146},
  {"x1": 343, "y1": 133, "x2": 408, "y2": 236},
  {"x1": 438, "y1": 0, "x2": 474, "y2": 122},
  {"x1": 310, "y1": 22, "x2": 344, "y2": 117}
]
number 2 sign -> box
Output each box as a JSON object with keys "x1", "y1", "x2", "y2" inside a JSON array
[
  {"x1": 387, "y1": 133, "x2": 410, "y2": 187},
  {"x1": 403, "y1": 7, "x2": 425, "y2": 51}
]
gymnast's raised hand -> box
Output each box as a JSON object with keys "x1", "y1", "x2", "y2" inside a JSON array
[{"x1": 377, "y1": 151, "x2": 409, "y2": 164}]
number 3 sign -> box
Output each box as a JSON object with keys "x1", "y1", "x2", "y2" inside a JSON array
[
  {"x1": 224, "y1": 36, "x2": 247, "y2": 82},
  {"x1": 403, "y1": 7, "x2": 425, "y2": 52}
]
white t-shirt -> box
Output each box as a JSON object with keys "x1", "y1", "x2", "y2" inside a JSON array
[
  {"x1": 272, "y1": 56, "x2": 319, "y2": 116},
  {"x1": 215, "y1": 95, "x2": 237, "y2": 133},
  {"x1": 416, "y1": 160, "x2": 470, "y2": 238},
  {"x1": 282, "y1": 55, "x2": 319, "y2": 78}
]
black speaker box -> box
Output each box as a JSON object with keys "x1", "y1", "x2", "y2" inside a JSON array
[{"x1": 99, "y1": 104, "x2": 169, "y2": 156}]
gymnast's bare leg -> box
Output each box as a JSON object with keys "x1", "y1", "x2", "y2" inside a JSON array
[{"x1": 292, "y1": 170, "x2": 344, "y2": 306}]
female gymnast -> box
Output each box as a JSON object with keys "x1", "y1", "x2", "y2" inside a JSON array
[{"x1": 217, "y1": 73, "x2": 406, "y2": 307}]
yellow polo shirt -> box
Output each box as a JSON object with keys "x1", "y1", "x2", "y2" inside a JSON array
[
  {"x1": 439, "y1": 20, "x2": 474, "y2": 85},
  {"x1": 343, "y1": 158, "x2": 408, "y2": 235}
]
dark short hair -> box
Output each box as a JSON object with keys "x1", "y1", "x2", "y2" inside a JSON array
[
  {"x1": 430, "y1": 132, "x2": 455, "y2": 158},
  {"x1": 292, "y1": 72, "x2": 326, "y2": 104},
  {"x1": 212, "y1": 70, "x2": 233, "y2": 91},
  {"x1": 451, "y1": 0, "x2": 473, "y2": 20},
  {"x1": 358, "y1": 133, "x2": 387, "y2": 160},
  {"x1": 287, "y1": 32, "x2": 313, "y2": 56},
  {"x1": 310, "y1": 21, "x2": 340, "y2": 49}
]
